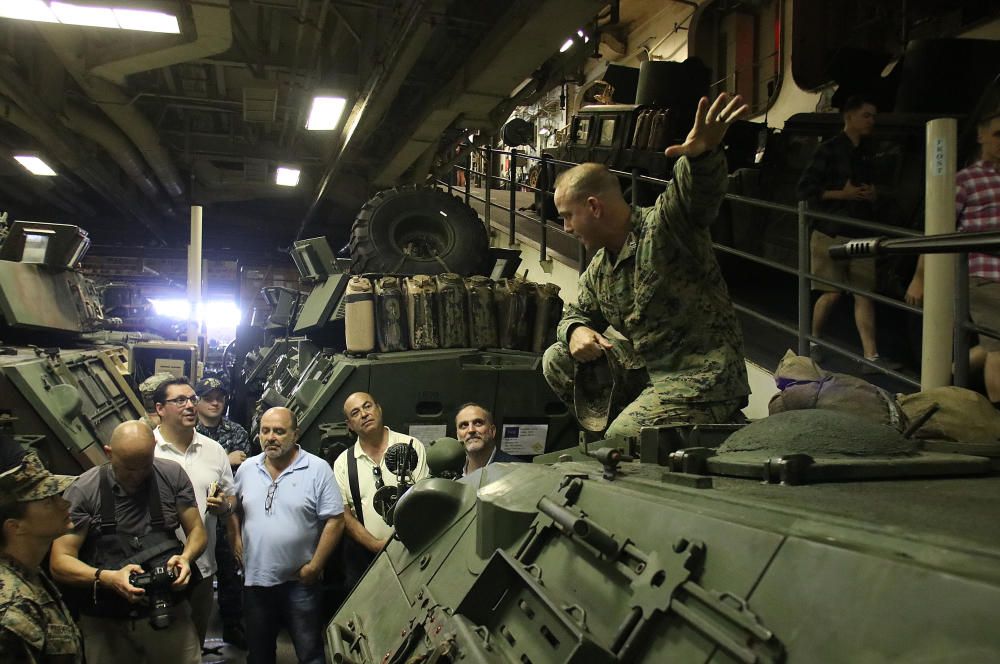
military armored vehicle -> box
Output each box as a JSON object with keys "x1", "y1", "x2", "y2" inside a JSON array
[
  {"x1": 328, "y1": 409, "x2": 1000, "y2": 662},
  {"x1": 0, "y1": 218, "x2": 146, "y2": 473},
  {"x1": 228, "y1": 187, "x2": 573, "y2": 463}
]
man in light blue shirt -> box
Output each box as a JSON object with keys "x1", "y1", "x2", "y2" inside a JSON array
[{"x1": 232, "y1": 407, "x2": 344, "y2": 664}]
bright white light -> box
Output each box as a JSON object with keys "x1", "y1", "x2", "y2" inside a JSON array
[
  {"x1": 306, "y1": 96, "x2": 347, "y2": 130},
  {"x1": 539, "y1": 127, "x2": 550, "y2": 136},
  {"x1": 149, "y1": 298, "x2": 191, "y2": 319},
  {"x1": 275, "y1": 167, "x2": 301, "y2": 187},
  {"x1": 560, "y1": 28, "x2": 589, "y2": 53},
  {"x1": 1, "y1": 3, "x2": 181, "y2": 33},
  {"x1": 113, "y1": 8, "x2": 180, "y2": 33},
  {"x1": 0, "y1": 0, "x2": 58, "y2": 22},
  {"x1": 13, "y1": 155, "x2": 57, "y2": 176},
  {"x1": 51, "y1": 2, "x2": 118, "y2": 29},
  {"x1": 199, "y1": 301, "x2": 242, "y2": 329}
]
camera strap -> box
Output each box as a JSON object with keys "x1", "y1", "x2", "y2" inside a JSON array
[{"x1": 346, "y1": 444, "x2": 364, "y2": 526}]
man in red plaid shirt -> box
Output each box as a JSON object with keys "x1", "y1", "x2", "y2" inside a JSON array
[{"x1": 907, "y1": 109, "x2": 1000, "y2": 404}]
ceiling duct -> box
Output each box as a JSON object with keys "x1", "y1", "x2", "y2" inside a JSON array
[
  {"x1": 38, "y1": 28, "x2": 188, "y2": 204},
  {"x1": 0, "y1": 93, "x2": 167, "y2": 244},
  {"x1": 89, "y1": 0, "x2": 234, "y2": 84},
  {"x1": 60, "y1": 102, "x2": 170, "y2": 213}
]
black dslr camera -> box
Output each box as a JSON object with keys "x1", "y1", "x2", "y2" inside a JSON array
[{"x1": 129, "y1": 565, "x2": 177, "y2": 630}]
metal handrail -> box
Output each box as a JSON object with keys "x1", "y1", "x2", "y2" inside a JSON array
[{"x1": 444, "y1": 142, "x2": 998, "y2": 388}]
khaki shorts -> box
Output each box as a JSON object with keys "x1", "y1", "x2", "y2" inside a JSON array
[
  {"x1": 810, "y1": 231, "x2": 876, "y2": 293},
  {"x1": 969, "y1": 276, "x2": 1000, "y2": 351}
]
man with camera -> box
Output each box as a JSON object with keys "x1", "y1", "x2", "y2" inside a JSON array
[
  {"x1": 50, "y1": 421, "x2": 206, "y2": 664},
  {"x1": 333, "y1": 393, "x2": 428, "y2": 590},
  {"x1": 153, "y1": 377, "x2": 236, "y2": 648}
]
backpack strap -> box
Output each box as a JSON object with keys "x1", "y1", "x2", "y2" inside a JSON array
[{"x1": 346, "y1": 444, "x2": 364, "y2": 526}]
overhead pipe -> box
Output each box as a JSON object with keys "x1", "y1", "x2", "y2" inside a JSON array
[
  {"x1": 38, "y1": 27, "x2": 187, "y2": 204},
  {"x1": 89, "y1": 0, "x2": 233, "y2": 84},
  {"x1": 61, "y1": 102, "x2": 169, "y2": 212},
  {"x1": 0, "y1": 89, "x2": 168, "y2": 244}
]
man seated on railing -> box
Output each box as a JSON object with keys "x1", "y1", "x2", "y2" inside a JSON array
[
  {"x1": 906, "y1": 108, "x2": 1000, "y2": 406},
  {"x1": 797, "y1": 95, "x2": 896, "y2": 371},
  {"x1": 542, "y1": 93, "x2": 751, "y2": 438}
]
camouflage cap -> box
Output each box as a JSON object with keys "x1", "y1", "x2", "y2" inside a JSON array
[
  {"x1": 573, "y1": 343, "x2": 626, "y2": 432},
  {"x1": 0, "y1": 450, "x2": 75, "y2": 506},
  {"x1": 138, "y1": 372, "x2": 175, "y2": 400},
  {"x1": 195, "y1": 376, "x2": 228, "y2": 397}
]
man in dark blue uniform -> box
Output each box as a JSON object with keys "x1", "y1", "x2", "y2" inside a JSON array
[{"x1": 194, "y1": 376, "x2": 253, "y2": 650}]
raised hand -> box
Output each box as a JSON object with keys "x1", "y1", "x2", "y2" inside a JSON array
[{"x1": 665, "y1": 93, "x2": 749, "y2": 159}]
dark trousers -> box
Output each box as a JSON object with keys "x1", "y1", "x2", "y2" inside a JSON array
[
  {"x1": 244, "y1": 582, "x2": 323, "y2": 664},
  {"x1": 214, "y1": 521, "x2": 243, "y2": 627}
]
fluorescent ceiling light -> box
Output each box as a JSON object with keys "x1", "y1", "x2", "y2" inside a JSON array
[
  {"x1": 13, "y1": 155, "x2": 57, "y2": 176},
  {"x1": 0, "y1": 0, "x2": 58, "y2": 22},
  {"x1": 51, "y1": 2, "x2": 118, "y2": 29},
  {"x1": 275, "y1": 167, "x2": 301, "y2": 187},
  {"x1": 306, "y1": 96, "x2": 347, "y2": 131},
  {"x1": 560, "y1": 29, "x2": 589, "y2": 53},
  {"x1": 112, "y1": 8, "x2": 180, "y2": 34},
  {"x1": 1, "y1": 2, "x2": 180, "y2": 33}
]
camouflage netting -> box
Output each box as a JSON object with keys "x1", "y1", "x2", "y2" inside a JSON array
[{"x1": 718, "y1": 410, "x2": 917, "y2": 458}]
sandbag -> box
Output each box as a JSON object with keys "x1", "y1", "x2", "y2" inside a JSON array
[
  {"x1": 897, "y1": 386, "x2": 1000, "y2": 444},
  {"x1": 768, "y1": 350, "x2": 908, "y2": 432}
]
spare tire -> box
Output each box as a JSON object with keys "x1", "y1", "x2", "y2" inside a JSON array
[{"x1": 349, "y1": 186, "x2": 489, "y2": 276}]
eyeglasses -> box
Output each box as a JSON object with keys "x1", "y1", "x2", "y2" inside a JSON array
[
  {"x1": 163, "y1": 395, "x2": 200, "y2": 407},
  {"x1": 265, "y1": 482, "x2": 278, "y2": 513},
  {"x1": 372, "y1": 466, "x2": 384, "y2": 490}
]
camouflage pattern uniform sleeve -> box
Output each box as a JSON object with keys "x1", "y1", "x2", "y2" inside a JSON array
[
  {"x1": 0, "y1": 601, "x2": 45, "y2": 664},
  {"x1": 556, "y1": 260, "x2": 610, "y2": 344},
  {"x1": 652, "y1": 149, "x2": 728, "y2": 234}
]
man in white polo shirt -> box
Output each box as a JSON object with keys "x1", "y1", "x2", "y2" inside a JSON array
[
  {"x1": 151, "y1": 376, "x2": 235, "y2": 649},
  {"x1": 333, "y1": 392, "x2": 428, "y2": 590},
  {"x1": 233, "y1": 407, "x2": 344, "y2": 664}
]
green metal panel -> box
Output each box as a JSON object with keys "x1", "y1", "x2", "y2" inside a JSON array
[{"x1": 0, "y1": 261, "x2": 86, "y2": 331}]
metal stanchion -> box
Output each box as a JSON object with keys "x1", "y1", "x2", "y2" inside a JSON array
[{"x1": 797, "y1": 201, "x2": 811, "y2": 357}]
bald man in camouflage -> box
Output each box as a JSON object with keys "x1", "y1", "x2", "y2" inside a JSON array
[{"x1": 543, "y1": 93, "x2": 751, "y2": 438}]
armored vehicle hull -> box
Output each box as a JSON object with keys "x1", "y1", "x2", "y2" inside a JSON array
[{"x1": 328, "y1": 448, "x2": 1000, "y2": 662}]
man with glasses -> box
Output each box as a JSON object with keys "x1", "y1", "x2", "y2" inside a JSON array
[
  {"x1": 231, "y1": 407, "x2": 344, "y2": 664},
  {"x1": 151, "y1": 377, "x2": 235, "y2": 650},
  {"x1": 193, "y1": 376, "x2": 253, "y2": 649},
  {"x1": 333, "y1": 393, "x2": 429, "y2": 590}
]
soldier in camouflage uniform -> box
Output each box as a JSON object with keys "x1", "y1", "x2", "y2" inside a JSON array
[
  {"x1": 193, "y1": 376, "x2": 252, "y2": 650},
  {"x1": 0, "y1": 434, "x2": 82, "y2": 664},
  {"x1": 543, "y1": 93, "x2": 751, "y2": 438}
]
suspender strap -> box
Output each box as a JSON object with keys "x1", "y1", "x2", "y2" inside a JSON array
[
  {"x1": 346, "y1": 445, "x2": 364, "y2": 526},
  {"x1": 98, "y1": 464, "x2": 117, "y2": 534},
  {"x1": 97, "y1": 463, "x2": 168, "y2": 533}
]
